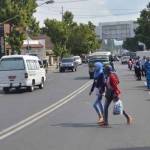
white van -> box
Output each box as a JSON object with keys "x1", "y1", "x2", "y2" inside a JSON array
[
  {"x1": 0, "y1": 55, "x2": 46, "y2": 93},
  {"x1": 73, "y1": 56, "x2": 82, "y2": 65}
]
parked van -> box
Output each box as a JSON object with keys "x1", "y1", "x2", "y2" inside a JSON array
[{"x1": 0, "y1": 55, "x2": 46, "y2": 93}]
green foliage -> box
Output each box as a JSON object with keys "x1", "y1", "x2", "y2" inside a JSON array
[
  {"x1": 43, "y1": 11, "x2": 100, "y2": 57},
  {"x1": 63, "y1": 11, "x2": 74, "y2": 25},
  {"x1": 44, "y1": 19, "x2": 69, "y2": 57},
  {"x1": 122, "y1": 38, "x2": 139, "y2": 52},
  {"x1": 0, "y1": 0, "x2": 39, "y2": 54},
  {"x1": 6, "y1": 28, "x2": 25, "y2": 54},
  {"x1": 135, "y1": 2, "x2": 150, "y2": 49}
]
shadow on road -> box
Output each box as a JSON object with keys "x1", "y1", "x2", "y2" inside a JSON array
[
  {"x1": 50, "y1": 122, "x2": 114, "y2": 128},
  {"x1": 109, "y1": 147, "x2": 150, "y2": 150},
  {"x1": 51, "y1": 123, "x2": 99, "y2": 128}
]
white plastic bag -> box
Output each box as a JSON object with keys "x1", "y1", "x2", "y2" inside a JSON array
[{"x1": 113, "y1": 99, "x2": 123, "y2": 115}]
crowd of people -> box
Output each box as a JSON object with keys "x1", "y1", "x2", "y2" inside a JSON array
[
  {"x1": 128, "y1": 56, "x2": 150, "y2": 89},
  {"x1": 89, "y1": 62, "x2": 132, "y2": 127}
]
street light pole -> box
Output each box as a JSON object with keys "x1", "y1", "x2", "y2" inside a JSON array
[{"x1": 38, "y1": 0, "x2": 54, "y2": 7}]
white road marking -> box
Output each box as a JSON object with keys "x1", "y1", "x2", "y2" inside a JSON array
[{"x1": 0, "y1": 80, "x2": 92, "y2": 140}]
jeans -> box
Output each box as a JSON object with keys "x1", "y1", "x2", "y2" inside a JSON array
[
  {"x1": 104, "y1": 97, "x2": 129, "y2": 125},
  {"x1": 93, "y1": 94, "x2": 104, "y2": 116},
  {"x1": 147, "y1": 79, "x2": 150, "y2": 89}
]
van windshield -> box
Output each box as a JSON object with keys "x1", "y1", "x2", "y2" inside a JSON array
[{"x1": 0, "y1": 58, "x2": 25, "y2": 71}]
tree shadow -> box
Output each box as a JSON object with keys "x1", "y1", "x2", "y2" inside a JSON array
[{"x1": 109, "y1": 147, "x2": 150, "y2": 150}]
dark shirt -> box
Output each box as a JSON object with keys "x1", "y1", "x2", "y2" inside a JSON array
[{"x1": 90, "y1": 73, "x2": 105, "y2": 94}]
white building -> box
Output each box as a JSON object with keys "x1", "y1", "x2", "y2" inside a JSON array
[{"x1": 96, "y1": 21, "x2": 138, "y2": 40}]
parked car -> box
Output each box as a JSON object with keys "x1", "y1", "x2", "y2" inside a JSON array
[
  {"x1": 59, "y1": 57, "x2": 77, "y2": 72},
  {"x1": 73, "y1": 56, "x2": 82, "y2": 65},
  {"x1": 0, "y1": 55, "x2": 46, "y2": 93}
]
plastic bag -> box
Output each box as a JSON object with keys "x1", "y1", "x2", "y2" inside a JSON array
[{"x1": 113, "y1": 99, "x2": 123, "y2": 115}]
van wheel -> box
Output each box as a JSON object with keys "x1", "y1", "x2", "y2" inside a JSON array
[
  {"x1": 39, "y1": 78, "x2": 44, "y2": 89},
  {"x1": 27, "y1": 81, "x2": 35, "y2": 92},
  {"x1": 3, "y1": 87, "x2": 9, "y2": 93}
]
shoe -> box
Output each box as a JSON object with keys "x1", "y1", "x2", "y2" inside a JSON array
[
  {"x1": 99, "y1": 122, "x2": 109, "y2": 127},
  {"x1": 127, "y1": 115, "x2": 133, "y2": 124}
]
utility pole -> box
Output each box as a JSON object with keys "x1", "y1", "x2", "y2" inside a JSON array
[{"x1": 61, "y1": 6, "x2": 64, "y2": 21}]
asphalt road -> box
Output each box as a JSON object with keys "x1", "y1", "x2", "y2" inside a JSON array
[{"x1": 0, "y1": 63, "x2": 150, "y2": 150}]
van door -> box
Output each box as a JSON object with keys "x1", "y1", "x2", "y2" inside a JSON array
[{"x1": 0, "y1": 58, "x2": 26, "y2": 87}]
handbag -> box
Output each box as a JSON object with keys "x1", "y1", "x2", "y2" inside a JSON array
[{"x1": 113, "y1": 99, "x2": 123, "y2": 115}]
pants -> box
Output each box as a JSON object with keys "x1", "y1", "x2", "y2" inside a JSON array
[
  {"x1": 104, "y1": 96, "x2": 129, "y2": 125},
  {"x1": 93, "y1": 94, "x2": 103, "y2": 117},
  {"x1": 146, "y1": 79, "x2": 150, "y2": 89}
]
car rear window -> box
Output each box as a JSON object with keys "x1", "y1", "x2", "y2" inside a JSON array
[
  {"x1": 0, "y1": 58, "x2": 25, "y2": 71},
  {"x1": 62, "y1": 59, "x2": 74, "y2": 63}
]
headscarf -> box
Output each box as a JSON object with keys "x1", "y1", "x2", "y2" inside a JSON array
[
  {"x1": 94, "y1": 62, "x2": 103, "y2": 79},
  {"x1": 104, "y1": 65, "x2": 113, "y2": 76}
]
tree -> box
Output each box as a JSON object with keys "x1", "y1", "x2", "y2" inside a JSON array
[
  {"x1": 43, "y1": 11, "x2": 101, "y2": 57},
  {"x1": 135, "y1": 2, "x2": 150, "y2": 49},
  {"x1": 44, "y1": 19, "x2": 69, "y2": 58},
  {"x1": 63, "y1": 11, "x2": 74, "y2": 25},
  {"x1": 67, "y1": 23, "x2": 100, "y2": 55},
  {"x1": 122, "y1": 38, "x2": 139, "y2": 52},
  {"x1": 0, "y1": 0, "x2": 39, "y2": 54}
]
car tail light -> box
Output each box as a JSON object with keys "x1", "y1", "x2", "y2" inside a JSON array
[{"x1": 24, "y1": 73, "x2": 28, "y2": 78}]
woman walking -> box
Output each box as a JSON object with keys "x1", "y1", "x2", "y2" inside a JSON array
[
  {"x1": 102, "y1": 65, "x2": 132, "y2": 126},
  {"x1": 89, "y1": 62, "x2": 105, "y2": 124}
]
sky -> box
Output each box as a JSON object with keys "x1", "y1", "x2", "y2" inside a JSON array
[{"x1": 35, "y1": 0, "x2": 149, "y2": 27}]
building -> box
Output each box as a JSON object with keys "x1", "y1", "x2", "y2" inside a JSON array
[
  {"x1": 32, "y1": 35, "x2": 57, "y2": 66},
  {"x1": 96, "y1": 21, "x2": 138, "y2": 40}
]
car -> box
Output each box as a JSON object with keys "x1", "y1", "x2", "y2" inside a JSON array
[
  {"x1": 121, "y1": 56, "x2": 130, "y2": 64},
  {"x1": 73, "y1": 56, "x2": 82, "y2": 65},
  {"x1": 59, "y1": 57, "x2": 77, "y2": 72},
  {"x1": 0, "y1": 55, "x2": 46, "y2": 93}
]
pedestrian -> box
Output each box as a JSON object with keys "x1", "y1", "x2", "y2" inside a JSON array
[
  {"x1": 89, "y1": 62, "x2": 105, "y2": 124},
  {"x1": 134, "y1": 61, "x2": 142, "y2": 80},
  {"x1": 141, "y1": 56, "x2": 146, "y2": 77},
  {"x1": 144, "y1": 57, "x2": 150, "y2": 89},
  {"x1": 102, "y1": 65, "x2": 132, "y2": 126}
]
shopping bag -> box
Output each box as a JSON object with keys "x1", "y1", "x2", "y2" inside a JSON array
[{"x1": 113, "y1": 99, "x2": 123, "y2": 115}]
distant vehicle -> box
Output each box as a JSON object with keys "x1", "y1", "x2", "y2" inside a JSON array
[
  {"x1": 59, "y1": 57, "x2": 77, "y2": 72},
  {"x1": 0, "y1": 55, "x2": 46, "y2": 93},
  {"x1": 136, "y1": 51, "x2": 150, "y2": 58},
  {"x1": 88, "y1": 51, "x2": 111, "y2": 79},
  {"x1": 73, "y1": 56, "x2": 82, "y2": 65},
  {"x1": 121, "y1": 56, "x2": 130, "y2": 64}
]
